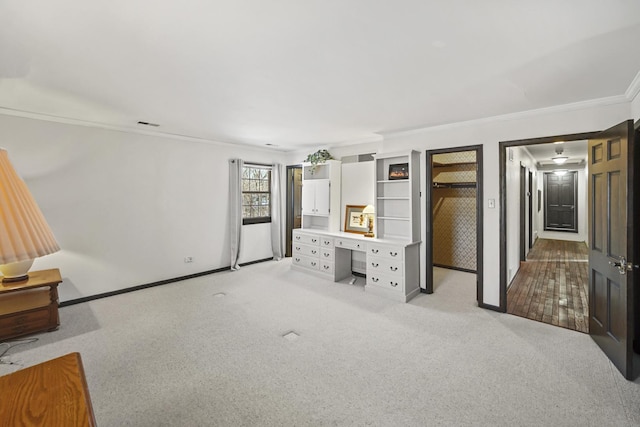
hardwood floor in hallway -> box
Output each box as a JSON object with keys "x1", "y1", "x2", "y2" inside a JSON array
[{"x1": 507, "y1": 238, "x2": 589, "y2": 333}]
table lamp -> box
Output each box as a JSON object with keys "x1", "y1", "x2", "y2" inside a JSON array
[
  {"x1": 363, "y1": 205, "x2": 375, "y2": 238},
  {"x1": 0, "y1": 148, "x2": 60, "y2": 282}
]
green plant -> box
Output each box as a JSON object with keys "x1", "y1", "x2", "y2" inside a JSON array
[{"x1": 303, "y1": 149, "x2": 333, "y2": 167}]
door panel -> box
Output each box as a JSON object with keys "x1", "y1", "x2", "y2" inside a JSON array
[
  {"x1": 301, "y1": 180, "x2": 316, "y2": 214},
  {"x1": 588, "y1": 120, "x2": 636, "y2": 380},
  {"x1": 314, "y1": 180, "x2": 330, "y2": 216}
]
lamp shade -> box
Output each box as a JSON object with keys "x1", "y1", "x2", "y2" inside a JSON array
[{"x1": 0, "y1": 148, "x2": 59, "y2": 269}]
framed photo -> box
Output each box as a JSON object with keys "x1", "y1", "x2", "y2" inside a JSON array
[
  {"x1": 344, "y1": 205, "x2": 368, "y2": 234},
  {"x1": 388, "y1": 163, "x2": 409, "y2": 180}
]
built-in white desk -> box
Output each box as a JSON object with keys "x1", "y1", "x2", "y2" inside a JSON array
[{"x1": 291, "y1": 229, "x2": 421, "y2": 303}]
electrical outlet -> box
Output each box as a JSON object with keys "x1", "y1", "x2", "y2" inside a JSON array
[{"x1": 184, "y1": 257, "x2": 194, "y2": 263}]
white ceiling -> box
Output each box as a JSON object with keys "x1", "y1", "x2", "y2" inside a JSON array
[
  {"x1": 1, "y1": 1, "x2": 640, "y2": 151},
  {"x1": 525, "y1": 140, "x2": 588, "y2": 166}
]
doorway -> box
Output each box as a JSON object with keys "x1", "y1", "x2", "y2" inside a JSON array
[
  {"x1": 425, "y1": 145, "x2": 483, "y2": 305},
  {"x1": 499, "y1": 121, "x2": 639, "y2": 380},
  {"x1": 285, "y1": 165, "x2": 302, "y2": 258}
]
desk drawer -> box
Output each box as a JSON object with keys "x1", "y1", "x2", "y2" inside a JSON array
[
  {"x1": 320, "y1": 237, "x2": 334, "y2": 248},
  {"x1": 320, "y1": 260, "x2": 334, "y2": 274},
  {"x1": 320, "y1": 248, "x2": 334, "y2": 260},
  {"x1": 367, "y1": 257, "x2": 403, "y2": 276},
  {"x1": 367, "y1": 273, "x2": 404, "y2": 292},
  {"x1": 335, "y1": 238, "x2": 366, "y2": 251},
  {"x1": 367, "y1": 243, "x2": 404, "y2": 261},
  {"x1": 292, "y1": 254, "x2": 320, "y2": 270},
  {"x1": 293, "y1": 244, "x2": 320, "y2": 258},
  {"x1": 293, "y1": 232, "x2": 320, "y2": 246}
]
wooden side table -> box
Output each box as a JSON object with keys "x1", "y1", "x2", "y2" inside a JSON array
[
  {"x1": 0, "y1": 269, "x2": 62, "y2": 341},
  {"x1": 0, "y1": 352, "x2": 97, "y2": 426}
]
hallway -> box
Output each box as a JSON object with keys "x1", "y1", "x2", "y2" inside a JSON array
[{"x1": 507, "y1": 238, "x2": 589, "y2": 333}]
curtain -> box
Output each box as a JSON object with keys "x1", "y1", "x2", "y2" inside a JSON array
[
  {"x1": 271, "y1": 163, "x2": 285, "y2": 260},
  {"x1": 229, "y1": 158, "x2": 243, "y2": 270}
]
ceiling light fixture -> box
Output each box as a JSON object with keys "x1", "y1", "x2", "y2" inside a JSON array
[
  {"x1": 554, "y1": 169, "x2": 568, "y2": 176},
  {"x1": 552, "y1": 147, "x2": 568, "y2": 165}
]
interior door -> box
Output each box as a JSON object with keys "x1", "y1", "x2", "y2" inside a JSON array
[
  {"x1": 588, "y1": 120, "x2": 637, "y2": 380},
  {"x1": 544, "y1": 171, "x2": 578, "y2": 232}
]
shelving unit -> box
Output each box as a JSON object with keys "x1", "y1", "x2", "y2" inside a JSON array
[
  {"x1": 374, "y1": 151, "x2": 420, "y2": 242},
  {"x1": 301, "y1": 159, "x2": 341, "y2": 231}
]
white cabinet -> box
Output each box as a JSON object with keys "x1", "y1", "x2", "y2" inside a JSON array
[
  {"x1": 301, "y1": 180, "x2": 330, "y2": 216},
  {"x1": 301, "y1": 160, "x2": 341, "y2": 231},
  {"x1": 374, "y1": 151, "x2": 420, "y2": 242}
]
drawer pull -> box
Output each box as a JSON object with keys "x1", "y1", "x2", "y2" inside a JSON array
[
  {"x1": 295, "y1": 246, "x2": 301, "y2": 251},
  {"x1": 295, "y1": 257, "x2": 301, "y2": 262},
  {"x1": 372, "y1": 277, "x2": 379, "y2": 283},
  {"x1": 311, "y1": 262, "x2": 317, "y2": 267},
  {"x1": 371, "y1": 262, "x2": 379, "y2": 267},
  {"x1": 324, "y1": 253, "x2": 330, "y2": 257},
  {"x1": 312, "y1": 239, "x2": 318, "y2": 243},
  {"x1": 390, "y1": 266, "x2": 398, "y2": 272},
  {"x1": 390, "y1": 282, "x2": 398, "y2": 287},
  {"x1": 323, "y1": 265, "x2": 330, "y2": 270},
  {"x1": 390, "y1": 252, "x2": 398, "y2": 257},
  {"x1": 311, "y1": 250, "x2": 317, "y2": 255},
  {"x1": 371, "y1": 249, "x2": 379, "y2": 254},
  {"x1": 356, "y1": 244, "x2": 361, "y2": 248},
  {"x1": 295, "y1": 236, "x2": 301, "y2": 240},
  {"x1": 323, "y1": 240, "x2": 331, "y2": 245}
]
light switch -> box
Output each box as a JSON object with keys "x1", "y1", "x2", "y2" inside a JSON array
[{"x1": 488, "y1": 199, "x2": 495, "y2": 209}]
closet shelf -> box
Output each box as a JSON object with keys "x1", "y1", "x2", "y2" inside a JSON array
[
  {"x1": 377, "y1": 196, "x2": 410, "y2": 200},
  {"x1": 433, "y1": 182, "x2": 477, "y2": 189},
  {"x1": 433, "y1": 162, "x2": 476, "y2": 168}
]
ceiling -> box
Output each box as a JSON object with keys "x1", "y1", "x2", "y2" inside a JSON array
[
  {"x1": 525, "y1": 140, "x2": 588, "y2": 167},
  {"x1": 1, "y1": 1, "x2": 640, "y2": 151}
]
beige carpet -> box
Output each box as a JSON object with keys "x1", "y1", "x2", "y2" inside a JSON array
[{"x1": 1, "y1": 261, "x2": 639, "y2": 426}]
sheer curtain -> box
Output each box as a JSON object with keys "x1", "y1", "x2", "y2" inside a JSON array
[
  {"x1": 229, "y1": 158, "x2": 243, "y2": 270},
  {"x1": 270, "y1": 163, "x2": 285, "y2": 260}
]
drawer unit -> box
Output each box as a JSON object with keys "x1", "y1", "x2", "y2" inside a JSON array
[
  {"x1": 367, "y1": 257, "x2": 404, "y2": 276},
  {"x1": 335, "y1": 237, "x2": 366, "y2": 252},
  {"x1": 367, "y1": 243, "x2": 404, "y2": 260},
  {"x1": 292, "y1": 254, "x2": 320, "y2": 271},
  {"x1": 293, "y1": 231, "x2": 320, "y2": 246},
  {"x1": 366, "y1": 273, "x2": 404, "y2": 292},
  {"x1": 293, "y1": 244, "x2": 320, "y2": 258},
  {"x1": 290, "y1": 230, "x2": 419, "y2": 303}
]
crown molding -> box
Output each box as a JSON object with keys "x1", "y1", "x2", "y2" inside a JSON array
[
  {"x1": 0, "y1": 107, "x2": 287, "y2": 153},
  {"x1": 380, "y1": 95, "x2": 629, "y2": 139},
  {"x1": 625, "y1": 70, "x2": 640, "y2": 101}
]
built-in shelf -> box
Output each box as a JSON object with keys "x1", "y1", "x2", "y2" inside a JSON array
[
  {"x1": 377, "y1": 196, "x2": 410, "y2": 200},
  {"x1": 376, "y1": 179, "x2": 409, "y2": 184},
  {"x1": 433, "y1": 182, "x2": 477, "y2": 189},
  {"x1": 378, "y1": 216, "x2": 410, "y2": 221}
]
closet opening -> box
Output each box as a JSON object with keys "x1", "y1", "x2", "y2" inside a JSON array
[{"x1": 425, "y1": 145, "x2": 483, "y2": 305}]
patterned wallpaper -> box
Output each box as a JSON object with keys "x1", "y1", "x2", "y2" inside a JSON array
[{"x1": 432, "y1": 151, "x2": 477, "y2": 272}]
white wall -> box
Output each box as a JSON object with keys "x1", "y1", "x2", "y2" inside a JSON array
[
  {"x1": 340, "y1": 161, "x2": 375, "y2": 232},
  {"x1": 330, "y1": 100, "x2": 630, "y2": 307},
  {"x1": 0, "y1": 114, "x2": 288, "y2": 302}
]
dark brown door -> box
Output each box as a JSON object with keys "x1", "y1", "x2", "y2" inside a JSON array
[
  {"x1": 588, "y1": 120, "x2": 637, "y2": 380},
  {"x1": 285, "y1": 166, "x2": 302, "y2": 257},
  {"x1": 544, "y1": 171, "x2": 578, "y2": 232}
]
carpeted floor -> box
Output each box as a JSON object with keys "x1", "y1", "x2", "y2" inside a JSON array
[{"x1": 1, "y1": 261, "x2": 639, "y2": 426}]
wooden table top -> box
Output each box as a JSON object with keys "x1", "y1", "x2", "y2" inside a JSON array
[
  {"x1": 0, "y1": 269, "x2": 62, "y2": 294},
  {"x1": 0, "y1": 352, "x2": 96, "y2": 426}
]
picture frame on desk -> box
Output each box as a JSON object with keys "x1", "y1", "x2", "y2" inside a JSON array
[
  {"x1": 344, "y1": 205, "x2": 368, "y2": 234},
  {"x1": 388, "y1": 163, "x2": 409, "y2": 180}
]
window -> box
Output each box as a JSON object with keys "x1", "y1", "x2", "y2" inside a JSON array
[{"x1": 242, "y1": 164, "x2": 271, "y2": 224}]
